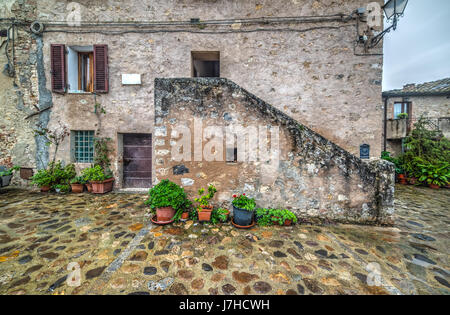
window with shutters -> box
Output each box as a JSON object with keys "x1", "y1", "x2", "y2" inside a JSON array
[
  {"x1": 67, "y1": 46, "x2": 94, "y2": 93},
  {"x1": 51, "y1": 44, "x2": 108, "y2": 93}
]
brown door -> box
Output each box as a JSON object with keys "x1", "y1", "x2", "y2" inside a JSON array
[{"x1": 123, "y1": 133, "x2": 152, "y2": 188}]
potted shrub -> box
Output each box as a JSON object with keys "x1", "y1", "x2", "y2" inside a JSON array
[
  {"x1": 145, "y1": 179, "x2": 190, "y2": 223},
  {"x1": 270, "y1": 209, "x2": 298, "y2": 226},
  {"x1": 0, "y1": 166, "x2": 20, "y2": 187},
  {"x1": 30, "y1": 168, "x2": 53, "y2": 192},
  {"x1": 255, "y1": 208, "x2": 272, "y2": 226},
  {"x1": 180, "y1": 200, "x2": 193, "y2": 221},
  {"x1": 211, "y1": 208, "x2": 230, "y2": 224},
  {"x1": 417, "y1": 161, "x2": 449, "y2": 190},
  {"x1": 82, "y1": 165, "x2": 114, "y2": 194},
  {"x1": 232, "y1": 193, "x2": 256, "y2": 226},
  {"x1": 397, "y1": 113, "x2": 408, "y2": 120},
  {"x1": 53, "y1": 184, "x2": 70, "y2": 194},
  {"x1": 195, "y1": 185, "x2": 217, "y2": 222},
  {"x1": 70, "y1": 176, "x2": 86, "y2": 193}
]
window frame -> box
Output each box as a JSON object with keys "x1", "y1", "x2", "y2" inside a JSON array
[{"x1": 71, "y1": 130, "x2": 95, "y2": 163}]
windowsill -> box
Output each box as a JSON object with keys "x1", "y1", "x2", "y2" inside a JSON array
[{"x1": 68, "y1": 91, "x2": 94, "y2": 95}]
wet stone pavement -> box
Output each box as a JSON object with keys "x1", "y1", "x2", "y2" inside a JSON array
[{"x1": 0, "y1": 185, "x2": 448, "y2": 295}]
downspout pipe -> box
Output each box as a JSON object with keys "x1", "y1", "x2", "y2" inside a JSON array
[{"x1": 383, "y1": 96, "x2": 388, "y2": 153}]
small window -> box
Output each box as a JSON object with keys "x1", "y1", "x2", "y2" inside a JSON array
[
  {"x1": 67, "y1": 46, "x2": 94, "y2": 93},
  {"x1": 73, "y1": 130, "x2": 94, "y2": 163},
  {"x1": 394, "y1": 102, "x2": 410, "y2": 119},
  {"x1": 191, "y1": 51, "x2": 220, "y2": 77},
  {"x1": 226, "y1": 146, "x2": 238, "y2": 163}
]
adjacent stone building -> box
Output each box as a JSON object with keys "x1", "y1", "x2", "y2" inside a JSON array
[
  {"x1": 0, "y1": 0, "x2": 394, "y2": 224},
  {"x1": 382, "y1": 78, "x2": 450, "y2": 155}
]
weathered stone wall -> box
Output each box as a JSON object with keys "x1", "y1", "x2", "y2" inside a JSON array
[
  {"x1": 2, "y1": 0, "x2": 384, "y2": 189},
  {"x1": 386, "y1": 96, "x2": 450, "y2": 121},
  {"x1": 155, "y1": 78, "x2": 394, "y2": 225},
  {"x1": 385, "y1": 95, "x2": 450, "y2": 155},
  {"x1": 0, "y1": 0, "x2": 40, "y2": 185}
]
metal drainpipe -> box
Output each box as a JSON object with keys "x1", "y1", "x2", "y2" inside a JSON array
[{"x1": 383, "y1": 96, "x2": 387, "y2": 152}]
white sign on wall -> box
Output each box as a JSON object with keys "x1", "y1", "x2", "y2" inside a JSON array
[{"x1": 122, "y1": 74, "x2": 142, "y2": 85}]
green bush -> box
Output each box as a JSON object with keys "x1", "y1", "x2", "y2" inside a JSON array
[
  {"x1": 210, "y1": 208, "x2": 229, "y2": 225},
  {"x1": 256, "y1": 208, "x2": 298, "y2": 226},
  {"x1": 53, "y1": 183, "x2": 70, "y2": 193},
  {"x1": 232, "y1": 193, "x2": 256, "y2": 211},
  {"x1": 70, "y1": 175, "x2": 86, "y2": 185},
  {"x1": 82, "y1": 165, "x2": 112, "y2": 182},
  {"x1": 144, "y1": 180, "x2": 190, "y2": 219},
  {"x1": 417, "y1": 160, "x2": 449, "y2": 187},
  {"x1": 382, "y1": 116, "x2": 450, "y2": 186},
  {"x1": 195, "y1": 185, "x2": 217, "y2": 208},
  {"x1": 0, "y1": 165, "x2": 20, "y2": 177},
  {"x1": 30, "y1": 161, "x2": 75, "y2": 188},
  {"x1": 30, "y1": 169, "x2": 53, "y2": 187}
]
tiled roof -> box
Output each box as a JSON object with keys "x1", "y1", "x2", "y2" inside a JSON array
[{"x1": 383, "y1": 77, "x2": 450, "y2": 97}]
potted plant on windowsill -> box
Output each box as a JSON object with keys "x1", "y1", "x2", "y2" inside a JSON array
[
  {"x1": 70, "y1": 176, "x2": 86, "y2": 193},
  {"x1": 232, "y1": 193, "x2": 256, "y2": 226},
  {"x1": 195, "y1": 185, "x2": 217, "y2": 222},
  {"x1": 82, "y1": 165, "x2": 114, "y2": 194},
  {"x1": 145, "y1": 179, "x2": 190, "y2": 223}
]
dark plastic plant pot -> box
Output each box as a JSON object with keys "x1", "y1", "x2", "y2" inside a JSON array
[
  {"x1": 233, "y1": 205, "x2": 254, "y2": 226},
  {"x1": 1, "y1": 175, "x2": 12, "y2": 187}
]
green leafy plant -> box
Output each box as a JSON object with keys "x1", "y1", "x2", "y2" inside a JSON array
[
  {"x1": 269, "y1": 209, "x2": 298, "y2": 225},
  {"x1": 397, "y1": 113, "x2": 408, "y2": 119},
  {"x1": 0, "y1": 165, "x2": 20, "y2": 177},
  {"x1": 144, "y1": 180, "x2": 190, "y2": 219},
  {"x1": 30, "y1": 169, "x2": 53, "y2": 187},
  {"x1": 381, "y1": 151, "x2": 404, "y2": 174},
  {"x1": 30, "y1": 161, "x2": 75, "y2": 188},
  {"x1": 232, "y1": 193, "x2": 256, "y2": 211},
  {"x1": 255, "y1": 208, "x2": 272, "y2": 226},
  {"x1": 210, "y1": 208, "x2": 229, "y2": 225},
  {"x1": 70, "y1": 175, "x2": 86, "y2": 185},
  {"x1": 417, "y1": 161, "x2": 449, "y2": 187},
  {"x1": 93, "y1": 137, "x2": 112, "y2": 171},
  {"x1": 53, "y1": 183, "x2": 70, "y2": 193},
  {"x1": 194, "y1": 185, "x2": 217, "y2": 210},
  {"x1": 81, "y1": 165, "x2": 112, "y2": 182}
]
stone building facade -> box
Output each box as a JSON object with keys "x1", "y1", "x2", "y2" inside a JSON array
[
  {"x1": 0, "y1": 0, "x2": 394, "y2": 223},
  {"x1": 382, "y1": 78, "x2": 450, "y2": 155}
]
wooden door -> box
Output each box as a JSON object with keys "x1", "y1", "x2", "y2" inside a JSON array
[{"x1": 123, "y1": 133, "x2": 152, "y2": 188}]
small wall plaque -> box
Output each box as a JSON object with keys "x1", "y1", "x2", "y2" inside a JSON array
[
  {"x1": 360, "y1": 144, "x2": 370, "y2": 159},
  {"x1": 121, "y1": 74, "x2": 141, "y2": 85}
]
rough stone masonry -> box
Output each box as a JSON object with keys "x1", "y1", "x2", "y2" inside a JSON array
[{"x1": 154, "y1": 78, "x2": 395, "y2": 225}]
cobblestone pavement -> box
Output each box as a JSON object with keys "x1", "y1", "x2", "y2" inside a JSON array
[{"x1": 0, "y1": 185, "x2": 448, "y2": 295}]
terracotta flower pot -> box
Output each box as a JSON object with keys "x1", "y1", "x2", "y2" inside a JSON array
[
  {"x1": 91, "y1": 178, "x2": 114, "y2": 194},
  {"x1": 181, "y1": 212, "x2": 189, "y2": 220},
  {"x1": 429, "y1": 183, "x2": 440, "y2": 190},
  {"x1": 272, "y1": 217, "x2": 292, "y2": 226},
  {"x1": 397, "y1": 174, "x2": 407, "y2": 185},
  {"x1": 198, "y1": 205, "x2": 213, "y2": 221},
  {"x1": 40, "y1": 185, "x2": 50, "y2": 192},
  {"x1": 71, "y1": 183, "x2": 84, "y2": 193},
  {"x1": 156, "y1": 206, "x2": 176, "y2": 222},
  {"x1": 85, "y1": 183, "x2": 92, "y2": 192}
]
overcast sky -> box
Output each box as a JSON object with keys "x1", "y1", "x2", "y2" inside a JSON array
[{"x1": 382, "y1": 0, "x2": 450, "y2": 91}]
